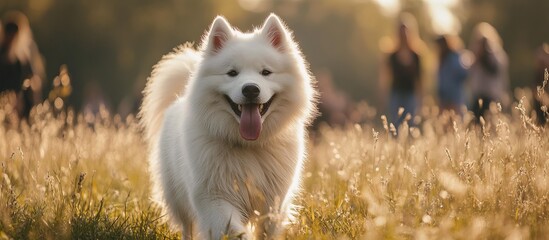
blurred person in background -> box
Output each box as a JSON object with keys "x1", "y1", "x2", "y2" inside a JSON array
[
  {"x1": 0, "y1": 11, "x2": 45, "y2": 119},
  {"x1": 532, "y1": 43, "x2": 549, "y2": 125},
  {"x1": 315, "y1": 69, "x2": 351, "y2": 128},
  {"x1": 468, "y1": 22, "x2": 509, "y2": 122},
  {"x1": 383, "y1": 13, "x2": 423, "y2": 128},
  {"x1": 435, "y1": 35, "x2": 470, "y2": 116}
]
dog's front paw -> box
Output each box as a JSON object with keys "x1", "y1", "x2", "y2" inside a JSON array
[
  {"x1": 226, "y1": 232, "x2": 249, "y2": 240},
  {"x1": 223, "y1": 223, "x2": 253, "y2": 240},
  {"x1": 221, "y1": 228, "x2": 251, "y2": 240}
]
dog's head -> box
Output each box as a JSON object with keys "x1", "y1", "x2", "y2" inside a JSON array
[{"x1": 189, "y1": 14, "x2": 316, "y2": 143}]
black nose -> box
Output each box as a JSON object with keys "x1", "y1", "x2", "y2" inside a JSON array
[{"x1": 242, "y1": 84, "x2": 260, "y2": 99}]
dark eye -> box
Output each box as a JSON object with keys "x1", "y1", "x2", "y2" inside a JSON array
[
  {"x1": 227, "y1": 70, "x2": 239, "y2": 77},
  {"x1": 261, "y1": 69, "x2": 272, "y2": 76}
]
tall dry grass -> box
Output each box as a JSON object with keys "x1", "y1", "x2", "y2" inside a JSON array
[
  {"x1": 0, "y1": 70, "x2": 548, "y2": 239},
  {"x1": 292, "y1": 106, "x2": 548, "y2": 239},
  {"x1": 0, "y1": 103, "x2": 177, "y2": 239}
]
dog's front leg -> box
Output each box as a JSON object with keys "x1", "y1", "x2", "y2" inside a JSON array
[{"x1": 192, "y1": 193, "x2": 249, "y2": 239}]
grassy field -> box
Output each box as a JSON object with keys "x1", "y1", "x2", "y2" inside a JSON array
[{"x1": 1, "y1": 91, "x2": 549, "y2": 239}]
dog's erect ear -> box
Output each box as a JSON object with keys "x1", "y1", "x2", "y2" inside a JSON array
[
  {"x1": 261, "y1": 14, "x2": 290, "y2": 51},
  {"x1": 205, "y1": 16, "x2": 233, "y2": 55}
]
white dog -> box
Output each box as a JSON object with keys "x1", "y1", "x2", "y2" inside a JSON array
[{"x1": 140, "y1": 14, "x2": 317, "y2": 239}]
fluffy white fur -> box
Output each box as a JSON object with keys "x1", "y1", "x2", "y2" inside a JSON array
[{"x1": 140, "y1": 14, "x2": 316, "y2": 239}]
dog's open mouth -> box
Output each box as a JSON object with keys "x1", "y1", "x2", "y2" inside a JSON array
[
  {"x1": 224, "y1": 95, "x2": 275, "y2": 117},
  {"x1": 224, "y1": 95, "x2": 275, "y2": 141}
]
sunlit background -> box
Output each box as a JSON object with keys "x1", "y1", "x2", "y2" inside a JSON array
[
  {"x1": 1, "y1": 0, "x2": 548, "y2": 120},
  {"x1": 1, "y1": 2, "x2": 549, "y2": 238}
]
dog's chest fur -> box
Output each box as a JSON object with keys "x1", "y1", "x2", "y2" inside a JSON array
[{"x1": 191, "y1": 135, "x2": 300, "y2": 218}]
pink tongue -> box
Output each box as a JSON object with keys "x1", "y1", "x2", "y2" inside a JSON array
[{"x1": 239, "y1": 104, "x2": 262, "y2": 140}]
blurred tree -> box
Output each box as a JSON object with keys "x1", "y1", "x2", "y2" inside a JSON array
[{"x1": 0, "y1": 0, "x2": 547, "y2": 115}]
